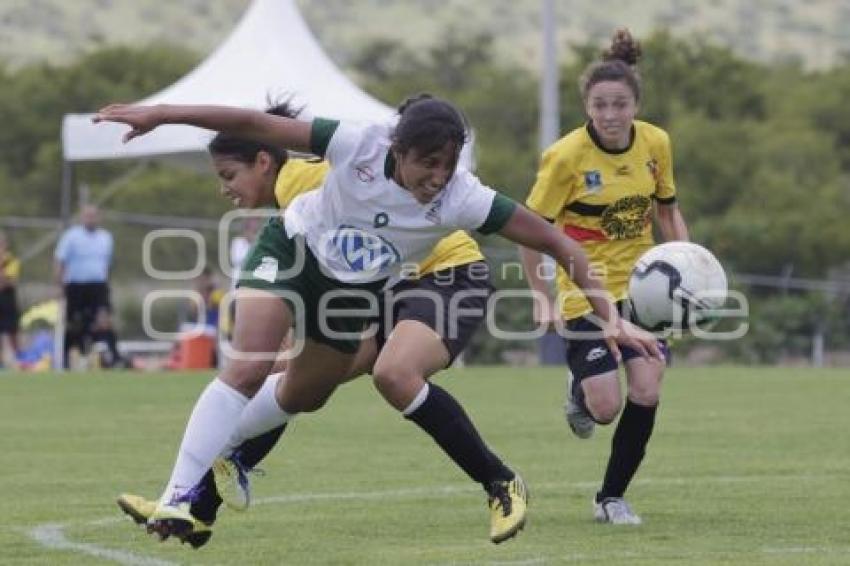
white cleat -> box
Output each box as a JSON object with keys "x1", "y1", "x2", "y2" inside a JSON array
[{"x1": 593, "y1": 497, "x2": 642, "y2": 525}]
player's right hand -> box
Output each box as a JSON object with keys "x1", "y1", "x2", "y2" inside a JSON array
[
  {"x1": 613, "y1": 319, "x2": 665, "y2": 362},
  {"x1": 93, "y1": 104, "x2": 165, "y2": 143}
]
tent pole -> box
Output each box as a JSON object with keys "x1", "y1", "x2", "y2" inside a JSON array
[
  {"x1": 60, "y1": 161, "x2": 74, "y2": 227},
  {"x1": 56, "y1": 160, "x2": 75, "y2": 370},
  {"x1": 539, "y1": 0, "x2": 559, "y2": 150}
]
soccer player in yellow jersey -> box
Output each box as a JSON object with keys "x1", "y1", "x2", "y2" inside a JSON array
[
  {"x1": 521, "y1": 29, "x2": 689, "y2": 525},
  {"x1": 0, "y1": 230, "x2": 21, "y2": 367},
  {"x1": 119, "y1": 100, "x2": 530, "y2": 546}
]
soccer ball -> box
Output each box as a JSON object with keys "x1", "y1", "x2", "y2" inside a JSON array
[{"x1": 628, "y1": 242, "x2": 728, "y2": 331}]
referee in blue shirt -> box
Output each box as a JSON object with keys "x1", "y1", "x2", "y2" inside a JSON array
[{"x1": 54, "y1": 205, "x2": 122, "y2": 368}]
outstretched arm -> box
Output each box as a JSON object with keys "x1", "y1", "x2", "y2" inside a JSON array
[
  {"x1": 499, "y1": 206, "x2": 663, "y2": 361},
  {"x1": 93, "y1": 104, "x2": 313, "y2": 153}
]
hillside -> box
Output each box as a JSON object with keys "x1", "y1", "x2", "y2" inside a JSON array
[{"x1": 1, "y1": 0, "x2": 848, "y2": 71}]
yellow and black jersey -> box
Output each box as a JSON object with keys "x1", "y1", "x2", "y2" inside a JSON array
[
  {"x1": 416, "y1": 231, "x2": 484, "y2": 276},
  {"x1": 274, "y1": 158, "x2": 330, "y2": 208},
  {"x1": 526, "y1": 120, "x2": 677, "y2": 320},
  {"x1": 1, "y1": 251, "x2": 20, "y2": 282},
  {"x1": 275, "y1": 159, "x2": 484, "y2": 277}
]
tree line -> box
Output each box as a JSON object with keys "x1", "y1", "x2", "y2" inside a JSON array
[{"x1": 1, "y1": 31, "x2": 848, "y2": 363}]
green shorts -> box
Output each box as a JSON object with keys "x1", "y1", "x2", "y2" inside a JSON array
[{"x1": 238, "y1": 217, "x2": 386, "y2": 353}]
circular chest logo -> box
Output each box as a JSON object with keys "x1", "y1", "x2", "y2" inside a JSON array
[
  {"x1": 601, "y1": 195, "x2": 651, "y2": 240},
  {"x1": 330, "y1": 225, "x2": 400, "y2": 272}
]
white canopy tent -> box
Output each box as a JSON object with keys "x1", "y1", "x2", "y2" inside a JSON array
[
  {"x1": 62, "y1": 0, "x2": 396, "y2": 162},
  {"x1": 60, "y1": 0, "x2": 473, "y2": 216}
]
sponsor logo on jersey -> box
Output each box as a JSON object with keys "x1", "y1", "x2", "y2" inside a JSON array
[
  {"x1": 586, "y1": 346, "x2": 607, "y2": 362},
  {"x1": 253, "y1": 256, "x2": 278, "y2": 283},
  {"x1": 615, "y1": 164, "x2": 631, "y2": 176},
  {"x1": 355, "y1": 164, "x2": 375, "y2": 183},
  {"x1": 331, "y1": 225, "x2": 400, "y2": 272},
  {"x1": 584, "y1": 170, "x2": 603, "y2": 193}
]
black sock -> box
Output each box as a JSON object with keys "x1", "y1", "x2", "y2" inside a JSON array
[
  {"x1": 596, "y1": 399, "x2": 657, "y2": 502},
  {"x1": 103, "y1": 329, "x2": 121, "y2": 362},
  {"x1": 92, "y1": 330, "x2": 121, "y2": 366},
  {"x1": 190, "y1": 469, "x2": 223, "y2": 524},
  {"x1": 234, "y1": 423, "x2": 288, "y2": 469},
  {"x1": 405, "y1": 383, "x2": 513, "y2": 488},
  {"x1": 190, "y1": 424, "x2": 288, "y2": 523}
]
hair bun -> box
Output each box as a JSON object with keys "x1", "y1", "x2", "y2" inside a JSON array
[
  {"x1": 602, "y1": 28, "x2": 641, "y2": 66},
  {"x1": 397, "y1": 93, "x2": 434, "y2": 114}
]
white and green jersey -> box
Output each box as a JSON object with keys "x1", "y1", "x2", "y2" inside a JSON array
[{"x1": 283, "y1": 118, "x2": 516, "y2": 283}]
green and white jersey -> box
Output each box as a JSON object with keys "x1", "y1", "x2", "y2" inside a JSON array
[{"x1": 283, "y1": 118, "x2": 515, "y2": 283}]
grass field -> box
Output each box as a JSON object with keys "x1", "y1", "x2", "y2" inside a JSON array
[{"x1": 1, "y1": 366, "x2": 848, "y2": 565}]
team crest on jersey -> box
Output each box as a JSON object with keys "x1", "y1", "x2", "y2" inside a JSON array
[
  {"x1": 600, "y1": 195, "x2": 651, "y2": 240},
  {"x1": 645, "y1": 159, "x2": 659, "y2": 180},
  {"x1": 355, "y1": 165, "x2": 375, "y2": 183},
  {"x1": 425, "y1": 198, "x2": 443, "y2": 224},
  {"x1": 331, "y1": 225, "x2": 401, "y2": 272},
  {"x1": 583, "y1": 170, "x2": 603, "y2": 193}
]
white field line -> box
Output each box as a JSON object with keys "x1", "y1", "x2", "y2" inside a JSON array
[
  {"x1": 20, "y1": 473, "x2": 845, "y2": 566},
  {"x1": 25, "y1": 523, "x2": 177, "y2": 566},
  {"x1": 253, "y1": 473, "x2": 830, "y2": 505}
]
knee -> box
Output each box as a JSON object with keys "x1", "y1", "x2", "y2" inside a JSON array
[
  {"x1": 371, "y1": 360, "x2": 422, "y2": 406},
  {"x1": 274, "y1": 380, "x2": 336, "y2": 414},
  {"x1": 628, "y1": 382, "x2": 660, "y2": 406},
  {"x1": 222, "y1": 361, "x2": 272, "y2": 397},
  {"x1": 585, "y1": 394, "x2": 622, "y2": 425}
]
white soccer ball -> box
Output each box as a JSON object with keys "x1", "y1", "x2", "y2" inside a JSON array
[{"x1": 628, "y1": 241, "x2": 728, "y2": 331}]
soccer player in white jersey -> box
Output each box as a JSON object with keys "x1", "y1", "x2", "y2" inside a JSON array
[{"x1": 94, "y1": 95, "x2": 662, "y2": 545}]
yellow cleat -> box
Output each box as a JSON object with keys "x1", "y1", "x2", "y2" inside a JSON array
[
  {"x1": 150, "y1": 490, "x2": 215, "y2": 549},
  {"x1": 117, "y1": 492, "x2": 213, "y2": 548},
  {"x1": 487, "y1": 474, "x2": 529, "y2": 544},
  {"x1": 117, "y1": 493, "x2": 156, "y2": 526}
]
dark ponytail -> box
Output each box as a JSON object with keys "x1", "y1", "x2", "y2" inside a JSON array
[{"x1": 207, "y1": 94, "x2": 304, "y2": 170}]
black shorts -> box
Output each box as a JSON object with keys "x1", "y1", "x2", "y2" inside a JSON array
[
  {"x1": 64, "y1": 282, "x2": 111, "y2": 334},
  {"x1": 0, "y1": 288, "x2": 19, "y2": 334},
  {"x1": 564, "y1": 305, "x2": 669, "y2": 381},
  {"x1": 375, "y1": 261, "x2": 493, "y2": 364}
]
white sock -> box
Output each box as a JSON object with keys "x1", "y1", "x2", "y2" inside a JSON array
[
  {"x1": 224, "y1": 372, "x2": 292, "y2": 455},
  {"x1": 401, "y1": 383, "x2": 430, "y2": 416},
  {"x1": 161, "y1": 378, "x2": 248, "y2": 503}
]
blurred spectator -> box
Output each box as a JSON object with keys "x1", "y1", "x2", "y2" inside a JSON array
[
  {"x1": 17, "y1": 300, "x2": 61, "y2": 371},
  {"x1": 224, "y1": 217, "x2": 260, "y2": 338},
  {"x1": 167, "y1": 268, "x2": 223, "y2": 370},
  {"x1": 183, "y1": 268, "x2": 224, "y2": 333},
  {"x1": 54, "y1": 205, "x2": 123, "y2": 368},
  {"x1": 229, "y1": 216, "x2": 260, "y2": 290},
  {"x1": 0, "y1": 230, "x2": 21, "y2": 368}
]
